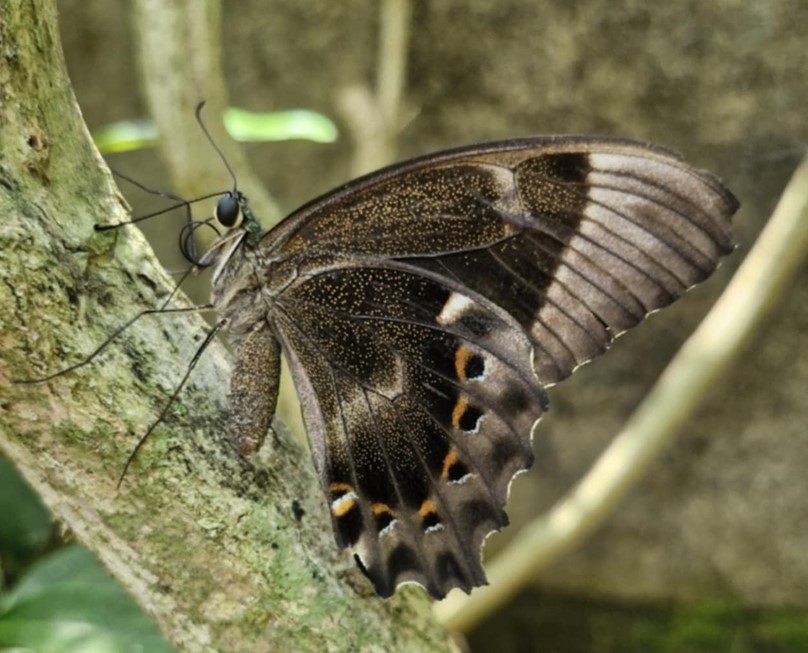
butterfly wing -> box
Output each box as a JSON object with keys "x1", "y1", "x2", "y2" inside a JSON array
[
  {"x1": 256, "y1": 137, "x2": 738, "y2": 598},
  {"x1": 272, "y1": 259, "x2": 545, "y2": 597}
]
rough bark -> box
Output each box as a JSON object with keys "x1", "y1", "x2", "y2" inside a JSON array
[{"x1": 0, "y1": 3, "x2": 449, "y2": 652}]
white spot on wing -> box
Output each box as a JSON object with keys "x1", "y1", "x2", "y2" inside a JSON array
[
  {"x1": 379, "y1": 519, "x2": 397, "y2": 538},
  {"x1": 331, "y1": 491, "x2": 358, "y2": 514},
  {"x1": 437, "y1": 292, "x2": 474, "y2": 325}
]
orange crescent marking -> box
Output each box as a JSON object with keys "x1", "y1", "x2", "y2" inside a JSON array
[
  {"x1": 451, "y1": 396, "x2": 468, "y2": 429},
  {"x1": 455, "y1": 345, "x2": 471, "y2": 382},
  {"x1": 419, "y1": 498, "x2": 437, "y2": 517},
  {"x1": 332, "y1": 496, "x2": 355, "y2": 517},
  {"x1": 372, "y1": 502, "x2": 393, "y2": 516},
  {"x1": 329, "y1": 482, "x2": 354, "y2": 495},
  {"x1": 441, "y1": 449, "x2": 459, "y2": 479}
]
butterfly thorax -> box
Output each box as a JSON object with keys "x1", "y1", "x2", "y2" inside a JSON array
[
  {"x1": 208, "y1": 242, "x2": 267, "y2": 344},
  {"x1": 197, "y1": 193, "x2": 272, "y2": 341}
]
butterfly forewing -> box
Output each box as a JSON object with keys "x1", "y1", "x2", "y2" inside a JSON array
[{"x1": 214, "y1": 137, "x2": 738, "y2": 598}]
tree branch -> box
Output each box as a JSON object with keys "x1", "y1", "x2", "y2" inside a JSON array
[{"x1": 0, "y1": 3, "x2": 449, "y2": 651}]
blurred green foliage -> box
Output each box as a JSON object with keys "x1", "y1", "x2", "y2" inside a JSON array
[
  {"x1": 92, "y1": 106, "x2": 337, "y2": 153},
  {"x1": 0, "y1": 458, "x2": 176, "y2": 653},
  {"x1": 470, "y1": 590, "x2": 808, "y2": 653}
]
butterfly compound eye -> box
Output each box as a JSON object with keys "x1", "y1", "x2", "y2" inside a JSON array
[{"x1": 215, "y1": 193, "x2": 242, "y2": 229}]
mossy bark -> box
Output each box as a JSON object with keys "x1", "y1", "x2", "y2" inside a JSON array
[{"x1": 0, "y1": 3, "x2": 449, "y2": 651}]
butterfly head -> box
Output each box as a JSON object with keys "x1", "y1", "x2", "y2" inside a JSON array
[
  {"x1": 214, "y1": 191, "x2": 243, "y2": 229},
  {"x1": 214, "y1": 190, "x2": 262, "y2": 243},
  {"x1": 181, "y1": 190, "x2": 264, "y2": 284}
]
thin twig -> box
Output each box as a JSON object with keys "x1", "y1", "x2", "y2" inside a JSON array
[
  {"x1": 377, "y1": 0, "x2": 411, "y2": 139},
  {"x1": 337, "y1": 0, "x2": 412, "y2": 176}
]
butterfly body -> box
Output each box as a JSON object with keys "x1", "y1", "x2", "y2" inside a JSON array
[{"x1": 205, "y1": 136, "x2": 738, "y2": 598}]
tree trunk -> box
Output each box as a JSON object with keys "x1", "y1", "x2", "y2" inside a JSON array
[{"x1": 0, "y1": 2, "x2": 449, "y2": 651}]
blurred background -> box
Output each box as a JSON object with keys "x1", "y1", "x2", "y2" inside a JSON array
[{"x1": 2, "y1": 1, "x2": 807, "y2": 651}]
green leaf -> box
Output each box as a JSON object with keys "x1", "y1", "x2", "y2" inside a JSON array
[
  {"x1": 223, "y1": 107, "x2": 337, "y2": 143},
  {"x1": 92, "y1": 107, "x2": 338, "y2": 153},
  {"x1": 91, "y1": 119, "x2": 158, "y2": 154},
  {"x1": 0, "y1": 458, "x2": 52, "y2": 574},
  {"x1": 0, "y1": 545, "x2": 176, "y2": 653}
]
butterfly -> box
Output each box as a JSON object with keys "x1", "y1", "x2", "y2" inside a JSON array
[{"x1": 185, "y1": 135, "x2": 737, "y2": 599}]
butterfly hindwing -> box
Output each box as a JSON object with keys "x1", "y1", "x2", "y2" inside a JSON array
[
  {"x1": 272, "y1": 262, "x2": 542, "y2": 597},
  {"x1": 215, "y1": 136, "x2": 738, "y2": 598}
]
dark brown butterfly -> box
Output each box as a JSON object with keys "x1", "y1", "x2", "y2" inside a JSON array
[{"x1": 195, "y1": 136, "x2": 738, "y2": 599}]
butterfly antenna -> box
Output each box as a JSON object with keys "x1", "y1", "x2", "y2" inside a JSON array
[
  {"x1": 13, "y1": 263, "x2": 211, "y2": 384},
  {"x1": 117, "y1": 318, "x2": 226, "y2": 489},
  {"x1": 113, "y1": 169, "x2": 189, "y2": 206},
  {"x1": 95, "y1": 189, "x2": 225, "y2": 231},
  {"x1": 14, "y1": 301, "x2": 215, "y2": 386},
  {"x1": 112, "y1": 169, "x2": 202, "y2": 261},
  {"x1": 195, "y1": 101, "x2": 238, "y2": 194},
  {"x1": 179, "y1": 217, "x2": 221, "y2": 266}
]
